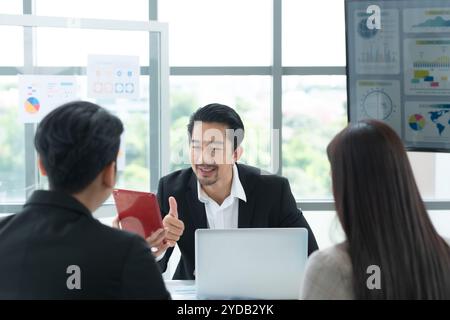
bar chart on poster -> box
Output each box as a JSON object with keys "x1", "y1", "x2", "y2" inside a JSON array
[{"x1": 346, "y1": 0, "x2": 450, "y2": 152}]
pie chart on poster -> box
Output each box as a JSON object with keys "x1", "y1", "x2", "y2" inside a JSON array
[
  {"x1": 24, "y1": 97, "x2": 40, "y2": 114},
  {"x1": 408, "y1": 114, "x2": 426, "y2": 131}
]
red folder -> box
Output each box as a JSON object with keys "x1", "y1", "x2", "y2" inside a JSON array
[{"x1": 112, "y1": 189, "x2": 164, "y2": 239}]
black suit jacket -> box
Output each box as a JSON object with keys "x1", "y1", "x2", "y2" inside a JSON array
[
  {"x1": 0, "y1": 190, "x2": 170, "y2": 299},
  {"x1": 157, "y1": 163, "x2": 319, "y2": 280}
]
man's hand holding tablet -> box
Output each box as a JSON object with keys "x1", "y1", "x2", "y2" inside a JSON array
[{"x1": 112, "y1": 190, "x2": 184, "y2": 258}]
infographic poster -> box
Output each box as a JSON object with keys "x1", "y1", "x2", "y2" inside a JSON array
[
  {"x1": 405, "y1": 102, "x2": 450, "y2": 143},
  {"x1": 18, "y1": 75, "x2": 77, "y2": 123},
  {"x1": 355, "y1": 8, "x2": 400, "y2": 75},
  {"x1": 404, "y1": 39, "x2": 450, "y2": 96},
  {"x1": 356, "y1": 80, "x2": 401, "y2": 135},
  {"x1": 87, "y1": 55, "x2": 140, "y2": 99},
  {"x1": 404, "y1": 8, "x2": 450, "y2": 33}
]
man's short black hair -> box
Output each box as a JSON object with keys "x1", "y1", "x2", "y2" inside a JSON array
[
  {"x1": 34, "y1": 101, "x2": 124, "y2": 194},
  {"x1": 187, "y1": 103, "x2": 245, "y2": 150}
]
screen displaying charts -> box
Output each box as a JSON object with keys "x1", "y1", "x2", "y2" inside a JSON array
[{"x1": 346, "y1": 0, "x2": 450, "y2": 151}]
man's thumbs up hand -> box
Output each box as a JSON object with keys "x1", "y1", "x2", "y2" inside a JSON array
[{"x1": 162, "y1": 196, "x2": 185, "y2": 247}]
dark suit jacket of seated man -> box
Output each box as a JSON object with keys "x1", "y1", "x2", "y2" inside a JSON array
[
  {"x1": 0, "y1": 190, "x2": 170, "y2": 299},
  {"x1": 157, "y1": 162, "x2": 319, "y2": 280},
  {"x1": 0, "y1": 101, "x2": 170, "y2": 299}
]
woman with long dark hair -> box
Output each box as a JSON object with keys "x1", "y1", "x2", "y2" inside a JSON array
[{"x1": 300, "y1": 119, "x2": 450, "y2": 299}]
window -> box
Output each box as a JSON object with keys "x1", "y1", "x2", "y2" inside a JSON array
[
  {"x1": 304, "y1": 209, "x2": 450, "y2": 250},
  {"x1": 282, "y1": 76, "x2": 347, "y2": 199},
  {"x1": 0, "y1": 11, "x2": 168, "y2": 211},
  {"x1": 159, "y1": 0, "x2": 272, "y2": 66},
  {"x1": 35, "y1": 0, "x2": 149, "y2": 21},
  {"x1": 409, "y1": 152, "x2": 450, "y2": 200},
  {"x1": 31, "y1": 22, "x2": 154, "y2": 192},
  {"x1": 303, "y1": 211, "x2": 344, "y2": 249},
  {"x1": 35, "y1": 28, "x2": 149, "y2": 67},
  {"x1": 169, "y1": 76, "x2": 272, "y2": 172},
  {"x1": 0, "y1": 26, "x2": 23, "y2": 66},
  {"x1": 0, "y1": 1, "x2": 22, "y2": 15},
  {"x1": 0, "y1": 77, "x2": 25, "y2": 203},
  {"x1": 282, "y1": 0, "x2": 346, "y2": 66},
  {"x1": 68, "y1": 76, "x2": 153, "y2": 192},
  {"x1": 429, "y1": 211, "x2": 450, "y2": 239},
  {"x1": 2, "y1": 1, "x2": 450, "y2": 244}
]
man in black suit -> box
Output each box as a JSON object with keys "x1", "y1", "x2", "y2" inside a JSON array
[
  {"x1": 0, "y1": 101, "x2": 170, "y2": 299},
  {"x1": 154, "y1": 103, "x2": 319, "y2": 280}
]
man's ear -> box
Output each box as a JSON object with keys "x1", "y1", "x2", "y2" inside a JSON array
[
  {"x1": 234, "y1": 146, "x2": 243, "y2": 162},
  {"x1": 102, "y1": 162, "x2": 116, "y2": 189},
  {"x1": 37, "y1": 157, "x2": 47, "y2": 177}
]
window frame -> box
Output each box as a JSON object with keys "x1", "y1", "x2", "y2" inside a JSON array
[
  {"x1": 0, "y1": 0, "x2": 169, "y2": 215},
  {"x1": 1, "y1": 0, "x2": 450, "y2": 214}
]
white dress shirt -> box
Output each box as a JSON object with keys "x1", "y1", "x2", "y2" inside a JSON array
[
  {"x1": 197, "y1": 164, "x2": 247, "y2": 229},
  {"x1": 156, "y1": 164, "x2": 246, "y2": 261}
]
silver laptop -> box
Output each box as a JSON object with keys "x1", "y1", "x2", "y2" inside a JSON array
[{"x1": 195, "y1": 228, "x2": 308, "y2": 299}]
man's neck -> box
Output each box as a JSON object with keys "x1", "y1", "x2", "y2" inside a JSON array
[
  {"x1": 202, "y1": 169, "x2": 234, "y2": 205},
  {"x1": 71, "y1": 191, "x2": 98, "y2": 213}
]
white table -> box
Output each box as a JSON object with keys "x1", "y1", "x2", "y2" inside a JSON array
[{"x1": 165, "y1": 280, "x2": 197, "y2": 300}]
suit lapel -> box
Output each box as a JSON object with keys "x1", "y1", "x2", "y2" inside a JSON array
[
  {"x1": 237, "y1": 164, "x2": 258, "y2": 228},
  {"x1": 185, "y1": 164, "x2": 259, "y2": 228},
  {"x1": 186, "y1": 172, "x2": 208, "y2": 229},
  {"x1": 238, "y1": 199, "x2": 255, "y2": 228}
]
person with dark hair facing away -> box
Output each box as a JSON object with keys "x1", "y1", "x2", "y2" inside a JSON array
[
  {"x1": 144, "y1": 103, "x2": 318, "y2": 280},
  {"x1": 0, "y1": 101, "x2": 170, "y2": 299},
  {"x1": 300, "y1": 119, "x2": 450, "y2": 299}
]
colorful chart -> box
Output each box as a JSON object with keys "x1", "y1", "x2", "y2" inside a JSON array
[
  {"x1": 24, "y1": 97, "x2": 40, "y2": 114},
  {"x1": 414, "y1": 16, "x2": 450, "y2": 29},
  {"x1": 404, "y1": 8, "x2": 450, "y2": 33},
  {"x1": 355, "y1": 9, "x2": 400, "y2": 75},
  {"x1": 408, "y1": 114, "x2": 426, "y2": 131},
  {"x1": 362, "y1": 89, "x2": 393, "y2": 120},
  {"x1": 404, "y1": 39, "x2": 450, "y2": 95},
  {"x1": 19, "y1": 75, "x2": 77, "y2": 123},
  {"x1": 356, "y1": 80, "x2": 401, "y2": 135},
  {"x1": 87, "y1": 55, "x2": 139, "y2": 99},
  {"x1": 404, "y1": 102, "x2": 450, "y2": 143}
]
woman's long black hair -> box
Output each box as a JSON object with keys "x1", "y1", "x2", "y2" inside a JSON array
[{"x1": 327, "y1": 119, "x2": 450, "y2": 299}]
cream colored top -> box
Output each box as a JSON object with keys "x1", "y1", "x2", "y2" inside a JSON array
[
  {"x1": 300, "y1": 238, "x2": 450, "y2": 300},
  {"x1": 300, "y1": 242, "x2": 354, "y2": 300}
]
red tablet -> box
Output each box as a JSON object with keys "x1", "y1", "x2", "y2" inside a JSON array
[{"x1": 112, "y1": 189, "x2": 164, "y2": 239}]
